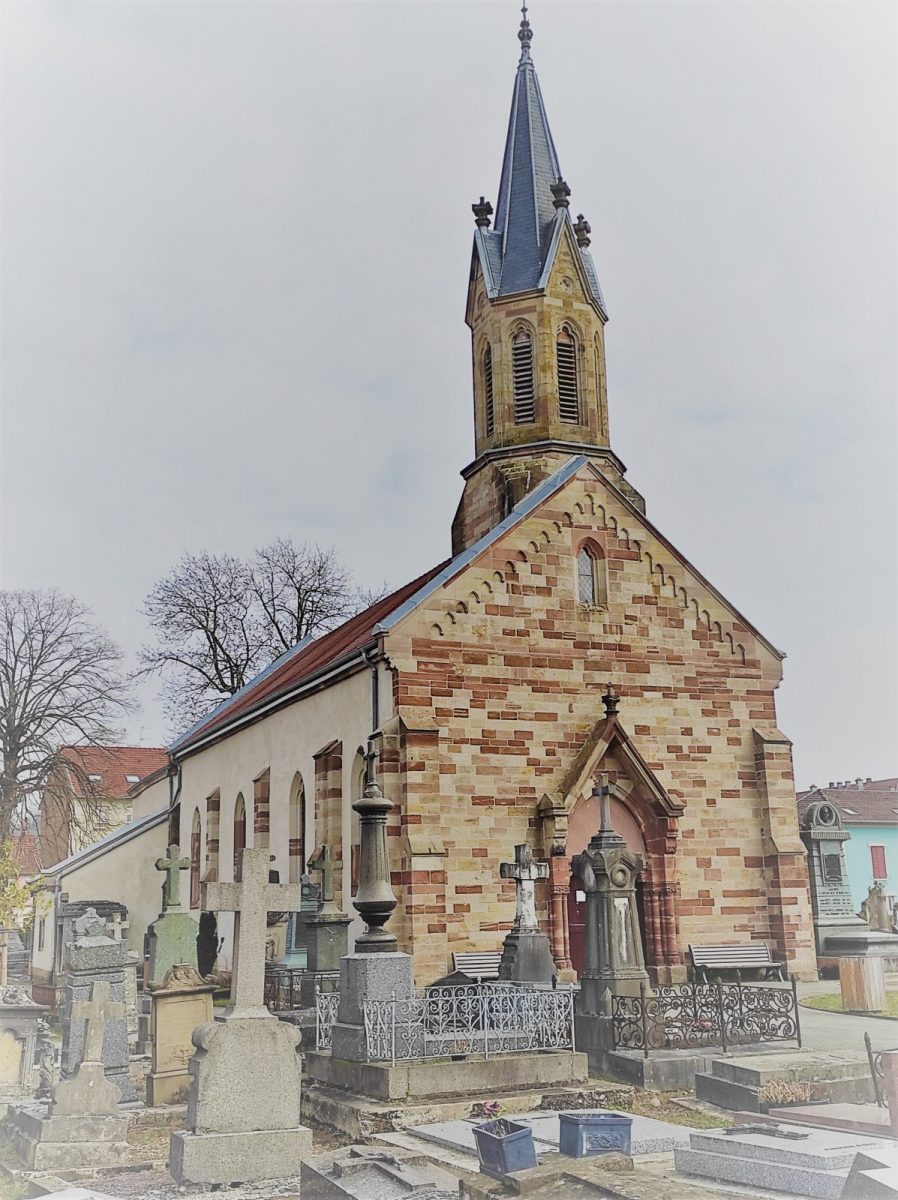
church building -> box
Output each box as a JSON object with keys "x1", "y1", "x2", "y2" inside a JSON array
[{"x1": 133, "y1": 10, "x2": 817, "y2": 984}]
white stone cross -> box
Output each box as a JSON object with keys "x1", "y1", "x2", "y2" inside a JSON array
[
  {"x1": 203, "y1": 847, "x2": 301, "y2": 1018},
  {"x1": 500, "y1": 844, "x2": 548, "y2": 933},
  {"x1": 156, "y1": 843, "x2": 191, "y2": 912},
  {"x1": 71, "y1": 980, "x2": 125, "y2": 1062}
]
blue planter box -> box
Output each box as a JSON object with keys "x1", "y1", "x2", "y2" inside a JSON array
[
  {"x1": 473, "y1": 1119, "x2": 538, "y2": 1179},
  {"x1": 559, "y1": 1111, "x2": 632, "y2": 1158}
]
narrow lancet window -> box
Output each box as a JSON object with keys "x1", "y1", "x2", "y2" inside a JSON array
[
  {"x1": 557, "y1": 326, "x2": 580, "y2": 423},
  {"x1": 577, "y1": 544, "x2": 608, "y2": 607},
  {"x1": 484, "y1": 344, "x2": 495, "y2": 437},
  {"x1": 512, "y1": 330, "x2": 536, "y2": 423}
]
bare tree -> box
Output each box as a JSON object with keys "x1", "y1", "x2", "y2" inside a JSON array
[
  {"x1": 0, "y1": 589, "x2": 132, "y2": 846},
  {"x1": 252, "y1": 539, "x2": 357, "y2": 657},
  {"x1": 139, "y1": 539, "x2": 385, "y2": 735},
  {"x1": 139, "y1": 551, "x2": 265, "y2": 732}
]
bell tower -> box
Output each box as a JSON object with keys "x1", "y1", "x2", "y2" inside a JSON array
[{"x1": 452, "y1": 7, "x2": 643, "y2": 555}]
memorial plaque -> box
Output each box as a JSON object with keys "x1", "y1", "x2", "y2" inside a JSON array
[{"x1": 146, "y1": 965, "x2": 214, "y2": 1106}]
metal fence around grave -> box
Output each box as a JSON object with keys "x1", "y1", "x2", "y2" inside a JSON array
[
  {"x1": 360, "y1": 983, "x2": 576, "y2": 1064},
  {"x1": 264, "y1": 968, "x2": 339, "y2": 1014},
  {"x1": 612, "y1": 979, "x2": 801, "y2": 1058}
]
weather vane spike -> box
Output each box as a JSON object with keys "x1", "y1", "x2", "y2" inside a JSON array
[{"x1": 518, "y1": 0, "x2": 533, "y2": 60}]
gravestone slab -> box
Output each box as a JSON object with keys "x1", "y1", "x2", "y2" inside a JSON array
[
  {"x1": 674, "y1": 1123, "x2": 883, "y2": 1199},
  {"x1": 146, "y1": 964, "x2": 214, "y2": 1105},
  {"x1": 0, "y1": 986, "x2": 48, "y2": 1096},
  {"x1": 498, "y1": 845, "x2": 555, "y2": 985}
]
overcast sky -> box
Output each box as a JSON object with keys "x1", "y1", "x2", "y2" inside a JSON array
[{"x1": 2, "y1": 0, "x2": 895, "y2": 787}]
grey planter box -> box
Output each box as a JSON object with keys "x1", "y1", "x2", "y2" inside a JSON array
[
  {"x1": 473, "y1": 1119, "x2": 538, "y2": 1178},
  {"x1": 559, "y1": 1110, "x2": 632, "y2": 1158}
]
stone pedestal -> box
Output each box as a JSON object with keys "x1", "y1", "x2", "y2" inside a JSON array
[
  {"x1": 146, "y1": 965, "x2": 215, "y2": 1106},
  {"x1": 330, "y1": 952, "x2": 417, "y2": 1062},
  {"x1": 498, "y1": 930, "x2": 556, "y2": 984},
  {"x1": 146, "y1": 911, "x2": 199, "y2": 986},
  {"x1": 169, "y1": 1013, "x2": 312, "y2": 1185},
  {"x1": 840, "y1": 956, "x2": 886, "y2": 1013}
]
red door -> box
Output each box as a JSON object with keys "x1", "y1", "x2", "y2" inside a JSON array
[{"x1": 568, "y1": 874, "x2": 587, "y2": 978}]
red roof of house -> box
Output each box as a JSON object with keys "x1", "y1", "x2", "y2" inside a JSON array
[
  {"x1": 797, "y1": 778, "x2": 898, "y2": 826},
  {"x1": 175, "y1": 561, "x2": 449, "y2": 752},
  {"x1": 58, "y1": 746, "x2": 168, "y2": 799},
  {"x1": 11, "y1": 833, "x2": 41, "y2": 875}
]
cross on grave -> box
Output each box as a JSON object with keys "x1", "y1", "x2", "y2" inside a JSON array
[
  {"x1": 156, "y1": 843, "x2": 191, "y2": 911},
  {"x1": 107, "y1": 911, "x2": 129, "y2": 941},
  {"x1": 71, "y1": 979, "x2": 125, "y2": 1063},
  {"x1": 595, "y1": 772, "x2": 612, "y2": 830},
  {"x1": 307, "y1": 845, "x2": 335, "y2": 908},
  {"x1": 203, "y1": 847, "x2": 300, "y2": 1017},
  {"x1": 500, "y1": 844, "x2": 548, "y2": 933}
]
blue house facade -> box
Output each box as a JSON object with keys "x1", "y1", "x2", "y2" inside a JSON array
[{"x1": 797, "y1": 778, "x2": 898, "y2": 911}]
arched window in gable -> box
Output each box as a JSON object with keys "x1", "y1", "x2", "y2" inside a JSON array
[
  {"x1": 233, "y1": 793, "x2": 246, "y2": 881},
  {"x1": 190, "y1": 808, "x2": 202, "y2": 908},
  {"x1": 483, "y1": 343, "x2": 495, "y2": 437},
  {"x1": 512, "y1": 329, "x2": 535, "y2": 423},
  {"x1": 288, "y1": 774, "x2": 305, "y2": 885},
  {"x1": 557, "y1": 325, "x2": 580, "y2": 423},
  {"x1": 576, "y1": 543, "x2": 608, "y2": 608}
]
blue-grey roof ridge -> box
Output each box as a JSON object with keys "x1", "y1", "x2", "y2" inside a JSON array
[
  {"x1": 376, "y1": 455, "x2": 589, "y2": 634},
  {"x1": 42, "y1": 804, "x2": 168, "y2": 876}
]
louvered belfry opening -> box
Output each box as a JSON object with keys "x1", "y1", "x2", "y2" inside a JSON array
[
  {"x1": 512, "y1": 330, "x2": 536, "y2": 423},
  {"x1": 557, "y1": 326, "x2": 580, "y2": 423},
  {"x1": 484, "y1": 343, "x2": 495, "y2": 437}
]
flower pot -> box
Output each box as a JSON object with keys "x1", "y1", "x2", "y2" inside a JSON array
[
  {"x1": 473, "y1": 1118, "x2": 538, "y2": 1178},
  {"x1": 559, "y1": 1110, "x2": 632, "y2": 1158}
]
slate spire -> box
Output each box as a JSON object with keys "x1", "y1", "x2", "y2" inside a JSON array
[{"x1": 493, "y1": 3, "x2": 564, "y2": 295}]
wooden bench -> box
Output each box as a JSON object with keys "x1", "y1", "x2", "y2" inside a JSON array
[
  {"x1": 452, "y1": 951, "x2": 502, "y2": 983},
  {"x1": 689, "y1": 943, "x2": 786, "y2": 983}
]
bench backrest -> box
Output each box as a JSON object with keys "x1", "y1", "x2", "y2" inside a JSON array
[
  {"x1": 452, "y1": 951, "x2": 501, "y2": 979},
  {"x1": 689, "y1": 943, "x2": 776, "y2": 966}
]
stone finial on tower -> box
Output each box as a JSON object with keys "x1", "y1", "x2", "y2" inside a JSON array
[
  {"x1": 472, "y1": 196, "x2": 494, "y2": 228},
  {"x1": 551, "y1": 177, "x2": 571, "y2": 209},
  {"x1": 574, "y1": 213, "x2": 592, "y2": 247},
  {"x1": 602, "y1": 684, "x2": 619, "y2": 718},
  {"x1": 518, "y1": 1, "x2": 533, "y2": 60}
]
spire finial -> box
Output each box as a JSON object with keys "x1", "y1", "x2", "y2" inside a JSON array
[{"x1": 518, "y1": 1, "x2": 533, "y2": 60}]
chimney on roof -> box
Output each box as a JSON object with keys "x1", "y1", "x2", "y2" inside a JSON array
[
  {"x1": 809, "y1": 784, "x2": 817, "y2": 792},
  {"x1": 829, "y1": 782, "x2": 834, "y2": 788},
  {"x1": 856, "y1": 778, "x2": 862, "y2": 787},
  {"x1": 867, "y1": 777, "x2": 873, "y2": 784}
]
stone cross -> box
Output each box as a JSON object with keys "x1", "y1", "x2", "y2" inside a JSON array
[
  {"x1": 203, "y1": 847, "x2": 300, "y2": 1017},
  {"x1": 307, "y1": 845, "x2": 335, "y2": 906},
  {"x1": 71, "y1": 980, "x2": 125, "y2": 1063},
  {"x1": 156, "y1": 843, "x2": 191, "y2": 911},
  {"x1": 500, "y1": 844, "x2": 548, "y2": 933},
  {"x1": 595, "y1": 773, "x2": 612, "y2": 831}
]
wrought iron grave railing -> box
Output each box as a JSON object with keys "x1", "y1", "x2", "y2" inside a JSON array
[
  {"x1": 264, "y1": 967, "x2": 339, "y2": 1014},
  {"x1": 361, "y1": 982, "x2": 575, "y2": 1064},
  {"x1": 612, "y1": 979, "x2": 801, "y2": 1058},
  {"x1": 315, "y1": 983, "x2": 340, "y2": 1051}
]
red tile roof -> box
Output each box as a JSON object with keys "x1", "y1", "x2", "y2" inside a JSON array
[
  {"x1": 797, "y1": 778, "x2": 898, "y2": 826},
  {"x1": 175, "y1": 561, "x2": 450, "y2": 752},
  {"x1": 58, "y1": 746, "x2": 168, "y2": 799},
  {"x1": 11, "y1": 833, "x2": 41, "y2": 876}
]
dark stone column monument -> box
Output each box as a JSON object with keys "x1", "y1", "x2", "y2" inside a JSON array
[{"x1": 498, "y1": 844, "x2": 555, "y2": 983}]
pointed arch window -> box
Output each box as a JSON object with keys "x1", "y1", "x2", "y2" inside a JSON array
[
  {"x1": 484, "y1": 343, "x2": 495, "y2": 437},
  {"x1": 577, "y1": 543, "x2": 608, "y2": 608},
  {"x1": 557, "y1": 325, "x2": 580, "y2": 423},
  {"x1": 512, "y1": 330, "x2": 535, "y2": 424},
  {"x1": 190, "y1": 808, "x2": 202, "y2": 909},
  {"x1": 233, "y1": 794, "x2": 246, "y2": 881}
]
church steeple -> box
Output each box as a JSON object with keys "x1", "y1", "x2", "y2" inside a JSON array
[{"x1": 453, "y1": 8, "x2": 640, "y2": 556}]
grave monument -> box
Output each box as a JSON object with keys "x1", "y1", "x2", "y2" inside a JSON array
[
  {"x1": 298, "y1": 846, "x2": 351, "y2": 1006},
  {"x1": 800, "y1": 801, "x2": 898, "y2": 961},
  {"x1": 146, "y1": 844, "x2": 198, "y2": 984},
  {"x1": 61, "y1": 908, "x2": 138, "y2": 1103},
  {"x1": 0, "y1": 986, "x2": 49, "y2": 1098},
  {"x1": 572, "y1": 775, "x2": 649, "y2": 1073},
  {"x1": 168, "y1": 846, "x2": 312, "y2": 1185},
  {"x1": 146, "y1": 964, "x2": 214, "y2": 1105},
  {"x1": 4, "y1": 980, "x2": 131, "y2": 1169},
  {"x1": 498, "y1": 843, "x2": 555, "y2": 983}
]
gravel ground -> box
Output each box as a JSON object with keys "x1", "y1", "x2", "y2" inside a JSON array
[{"x1": 93, "y1": 1170, "x2": 455, "y2": 1200}]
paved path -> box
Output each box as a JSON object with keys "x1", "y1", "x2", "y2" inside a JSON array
[{"x1": 796, "y1": 977, "x2": 898, "y2": 1051}]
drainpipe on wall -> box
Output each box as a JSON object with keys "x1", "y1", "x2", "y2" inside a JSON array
[{"x1": 167, "y1": 756, "x2": 183, "y2": 845}]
